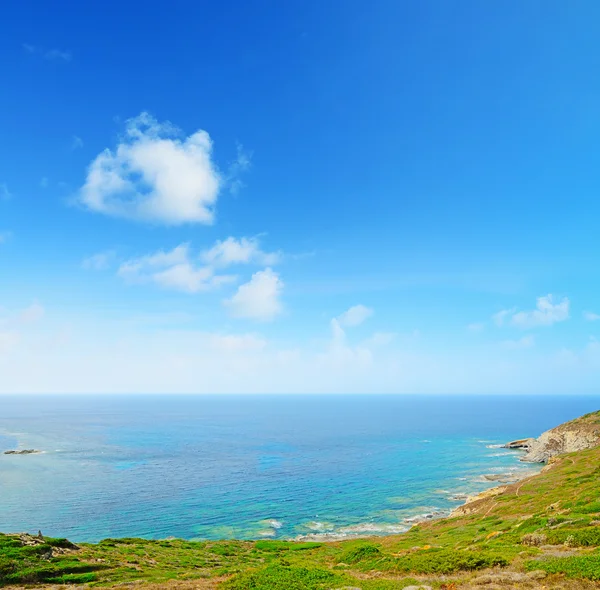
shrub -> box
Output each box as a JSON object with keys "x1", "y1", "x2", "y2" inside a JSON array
[
  {"x1": 548, "y1": 528, "x2": 600, "y2": 547},
  {"x1": 522, "y1": 533, "x2": 548, "y2": 546},
  {"x1": 339, "y1": 543, "x2": 382, "y2": 564},
  {"x1": 223, "y1": 564, "x2": 339, "y2": 590},
  {"x1": 526, "y1": 555, "x2": 600, "y2": 580}
]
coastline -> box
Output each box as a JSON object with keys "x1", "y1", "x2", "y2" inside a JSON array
[{"x1": 293, "y1": 446, "x2": 540, "y2": 543}]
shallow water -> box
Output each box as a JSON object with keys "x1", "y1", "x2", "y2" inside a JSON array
[{"x1": 0, "y1": 394, "x2": 597, "y2": 542}]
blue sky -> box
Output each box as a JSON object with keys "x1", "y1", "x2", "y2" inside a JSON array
[{"x1": 1, "y1": 0, "x2": 599, "y2": 393}]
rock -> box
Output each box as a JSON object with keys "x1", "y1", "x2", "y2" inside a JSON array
[
  {"x1": 3, "y1": 449, "x2": 41, "y2": 455},
  {"x1": 504, "y1": 410, "x2": 600, "y2": 463},
  {"x1": 503, "y1": 438, "x2": 535, "y2": 449},
  {"x1": 482, "y1": 473, "x2": 521, "y2": 483},
  {"x1": 472, "y1": 572, "x2": 529, "y2": 585},
  {"x1": 450, "y1": 486, "x2": 507, "y2": 517},
  {"x1": 402, "y1": 586, "x2": 432, "y2": 590},
  {"x1": 527, "y1": 570, "x2": 547, "y2": 580}
]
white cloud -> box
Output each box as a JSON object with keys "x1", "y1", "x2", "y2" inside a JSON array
[
  {"x1": 584, "y1": 311, "x2": 600, "y2": 322},
  {"x1": 200, "y1": 236, "x2": 280, "y2": 267},
  {"x1": 0, "y1": 231, "x2": 11, "y2": 244},
  {"x1": 118, "y1": 236, "x2": 281, "y2": 294},
  {"x1": 501, "y1": 335, "x2": 535, "y2": 350},
  {"x1": 44, "y1": 49, "x2": 72, "y2": 61},
  {"x1": 510, "y1": 295, "x2": 570, "y2": 329},
  {"x1": 71, "y1": 135, "x2": 83, "y2": 150},
  {"x1": 337, "y1": 304, "x2": 373, "y2": 327},
  {"x1": 226, "y1": 143, "x2": 252, "y2": 195},
  {"x1": 492, "y1": 308, "x2": 516, "y2": 327},
  {"x1": 0, "y1": 183, "x2": 12, "y2": 200},
  {"x1": 18, "y1": 303, "x2": 45, "y2": 324},
  {"x1": 79, "y1": 112, "x2": 222, "y2": 225},
  {"x1": 491, "y1": 296, "x2": 570, "y2": 329},
  {"x1": 467, "y1": 322, "x2": 485, "y2": 333},
  {"x1": 2, "y1": 305, "x2": 600, "y2": 394},
  {"x1": 23, "y1": 44, "x2": 71, "y2": 61},
  {"x1": 40, "y1": 177, "x2": 49, "y2": 188},
  {"x1": 224, "y1": 268, "x2": 283, "y2": 321},
  {"x1": 118, "y1": 244, "x2": 235, "y2": 293},
  {"x1": 82, "y1": 251, "x2": 116, "y2": 271},
  {"x1": 362, "y1": 332, "x2": 396, "y2": 348}
]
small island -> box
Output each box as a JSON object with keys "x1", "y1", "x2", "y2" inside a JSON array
[{"x1": 3, "y1": 449, "x2": 41, "y2": 455}]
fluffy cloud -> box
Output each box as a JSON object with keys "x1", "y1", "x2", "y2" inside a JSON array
[
  {"x1": 501, "y1": 335, "x2": 535, "y2": 350},
  {"x1": 336, "y1": 304, "x2": 373, "y2": 327},
  {"x1": 118, "y1": 244, "x2": 235, "y2": 293},
  {"x1": 510, "y1": 295, "x2": 570, "y2": 328},
  {"x1": 224, "y1": 268, "x2": 283, "y2": 321},
  {"x1": 117, "y1": 236, "x2": 280, "y2": 294},
  {"x1": 492, "y1": 295, "x2": 569, "y2": 329},
  {"x1": 583, "y1": 311, "x2": 600, "y2": 322},
  {"x1": 79, "y1": 112, "x2": 222, "y2": 225},
  {"x1": 82, "y1": 251, "x2": 116, "y2": 271},
  {"x1": 18, "y1": 303, "x2": 45, "y2": 324},
  {"x1": 492, "y1": 308, "x2": 516, "y2": 327},
  {"x1": 201, "y1": 236, "x2": 280, "y2": 267}
]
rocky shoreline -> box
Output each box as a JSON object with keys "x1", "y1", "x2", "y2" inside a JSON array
[{"x1": 503, "y1": 410, "x2": 600, "y2": 463}]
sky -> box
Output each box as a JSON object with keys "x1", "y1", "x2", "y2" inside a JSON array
[{"x1": 1, "y1": 0, "x2": 599, "y2": 394}]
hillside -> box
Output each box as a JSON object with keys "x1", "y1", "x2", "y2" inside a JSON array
[
  {"x1": 505, "y1": 410, "x2": 600, "y2": 463},
  {"x1": 3, "y1": 413, "x2": 600, "y2": 589}
]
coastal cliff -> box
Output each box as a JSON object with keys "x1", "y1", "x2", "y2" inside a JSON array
[{"x1": 504, "y1": 410, "x2": 600, "y2": 463}]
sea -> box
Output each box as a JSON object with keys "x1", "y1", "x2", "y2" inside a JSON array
[{"x1": 0, "y1": 394, "x2": 598, "y2": 543}]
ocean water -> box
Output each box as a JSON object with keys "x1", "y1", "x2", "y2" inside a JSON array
[{"x1": 0, "y1": 394, "x2": 598, "y2": 543}]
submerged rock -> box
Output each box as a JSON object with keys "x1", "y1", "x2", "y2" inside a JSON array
[
  {"x1": 3, "y1": 449, "x2": 41, "y2": 455},
  {"x1": 504, "y1": 410, "x2": 600, "y2": 463}
]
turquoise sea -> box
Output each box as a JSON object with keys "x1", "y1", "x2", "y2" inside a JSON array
[{"x1": 0, "y1": 394, "x2": 598, "y2": 543}]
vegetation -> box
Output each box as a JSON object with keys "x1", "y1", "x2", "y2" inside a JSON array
[{"x1": 4, "y1": 422, "x2": 600, "y2": 588}]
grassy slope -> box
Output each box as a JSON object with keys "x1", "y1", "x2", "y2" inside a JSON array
[{"x1": 3, "y1": 413, "x2": 600, "y2": 589}]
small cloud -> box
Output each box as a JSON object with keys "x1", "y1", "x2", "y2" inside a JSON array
[
  {"x1": 118, "y1": 244, "x2": 235, "y2": 293},
  {"x1": 44, "y1": 49, "x2": 72, "y2": 62},
  {"x1": 200, "y1": 236, "x2": 280, "y2": 268},
  {"x1": 511, "y1": 295, "x2": 570, "y2": 329},
  {"x1": 117, "y1": 236, "x2": 280, "y2": 293},
  {"x1": 337, "y1": 305, "x2": 373, "y2": 328},
  {"x1": 226, "y1": 143, "x2": 252, "y2": 195},
  {"x1": 583, "y1": 311, "x2": 600, "y2": 322},
  {"x1": 0, "y1": 231, "x2": 12, "y2": 244},
  {"x1": 18, "y1": 303, "x2": 45, "y2": 324},
  {"x1": 363, "y1": 332, "x2": 396, "y2": 348},
  {"x1": 224, "y1": 268, "x2": 283, "y2": 321},
  {"x1": 492, "y1": 295, "x2": 570, "y2": 329},
  {"x1": 0, "y1": 183, "x2": 12, "y2": 200},
  {"x1": 492, "y1": 308, "x2": 516, "y2": 327},
  {"x1": 71, "y1": 135, "x2": 83, "y2": 150},
  {"x1": 23, "y1": 44, "x2": 72, "y2": 62},
  {"x1": 467, "y1": 322, "x2": 485, "y2": 333},
  {"x1": 82, "y1": 250, "x2": 116, "y2": 271},
  {"x1": 40, "y1": 177, "x2": 49, "y2": 188},
  {"x1": 501, "y1": 335, "x2": 535, "y2": 350}
]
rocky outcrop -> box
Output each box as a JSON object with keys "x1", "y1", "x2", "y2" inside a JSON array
[
  {"x1": 450, "y1": 486, "x2": 508, "y2": 517},
  {"x1": 504, "y1": 410, "x2": 600, "y2": 463},
  {"x1": 3, "y1": 449, "x2": 40, "y2": 455}
]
